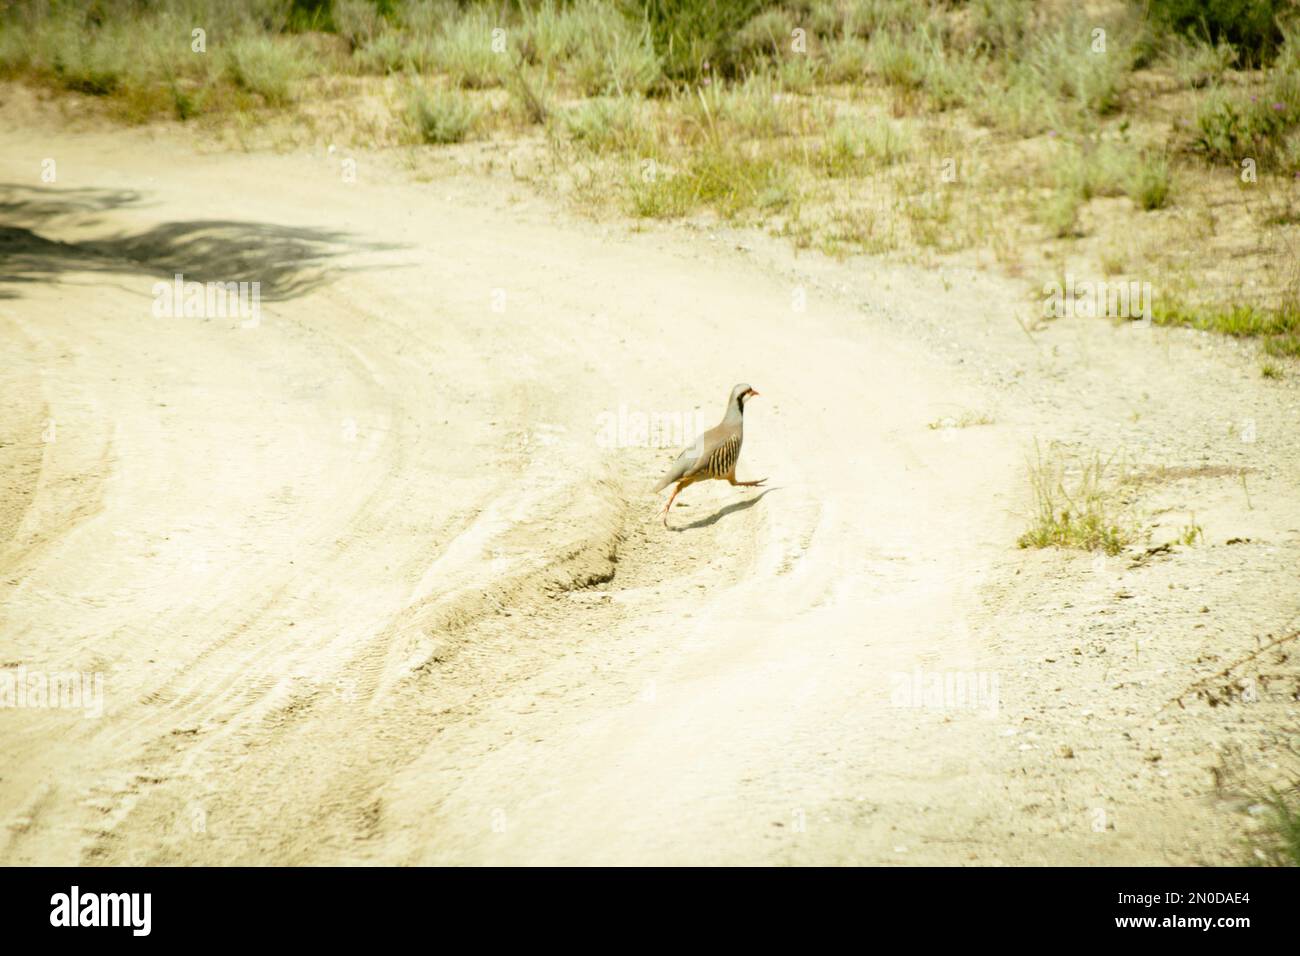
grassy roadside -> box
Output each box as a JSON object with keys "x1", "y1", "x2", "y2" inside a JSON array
[
  {"x1": 3, "y1": 2, "x2": 1298, "y2": 365},
  {"x1": 3, "y1": 2, "x2": 1299, "y2": 337}
]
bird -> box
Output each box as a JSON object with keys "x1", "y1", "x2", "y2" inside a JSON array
[{"x1": 653, "y1": 383, "x2": 765, "y2": 527}]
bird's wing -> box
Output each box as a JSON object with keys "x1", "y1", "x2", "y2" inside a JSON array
[
  {"x1": 652, "y1": 425, "x2": 727, "y2": 492},
  {"x1": 652, "y1": 438, "x2": 703, "y2": 492}
]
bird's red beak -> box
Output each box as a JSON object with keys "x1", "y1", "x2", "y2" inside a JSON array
[{"x1": 748, "y1": 389, "x2": 760, "y2": 398}]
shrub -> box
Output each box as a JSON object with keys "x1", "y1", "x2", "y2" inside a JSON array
[
  {"x1": 355, "y1": 32, "x2": 425, "y2": 73},
  {"x1": 1163, "y1": 36, "x2": 1238, "y2": 88},
  {"x1": 869, "y1": 29, "x2": 926, "y2": 90},
  {"x1": 224, "y1": 36, "x2": 309, "y2": 106},
  {"x1": 433, "y1": 8, "x2": 507, "y2": 89},
  {"x1": 819, "y1": 116, "x2": 912, "y2": 176},
  {"x1": 42, "y1": 18, "x2": 134, "y2": 97},
  {"x1": 821, "y1": 36, "x2": 871, "y2": 82},
  {"x1": 634, "y1": 0, "x2": 772, "y2": 83},
  {"x1": 1050, "y1": 140, "x2": 1130, "y2": 200},
  {"x1": 970, "y1": 0, "x2": 1035, "y2": 54},
  {"x1": 1019, "y1": 20, "x2": 1132, "y2": 119},
  {"x1": 1126, "y1": 152, "x2": 1174, "y2": 209},
  {"x1": 333, "y1": 0, "x2": 386, "y2": 52},
  {"x1": 1040, "y1": 189, "x2": 1083, "y2": 238},
  {"x1": 288, "y1": 0, "x2": 334, "y2": 32},
  {"x1": 732, "y1": 8, "x2": 799, "y2": 65},
  {"x1": 562, "y1": 96, "x2": 654, "y2": 154},
  {"x1": 921, "y1": 47, "x2": 982, "y2": 110},
  {"x1": 406, "y1": 85, "x2": 480, "y2": 143},
  {"x1": 690, "y1": 74, "x2": 795, "y2": 139},
  {"x1": 840, "y1": 0, "x2": 935, "y2": 39},
  {"x1": 1194, "y1": 76, "x2": 1300, "y2": 169},
  {"x1": 563, "y1": 2, "x2": 661, "y2": 96},
  {"x1": 1147, "y1": 0, "x2": 1294, "y2": 64}
]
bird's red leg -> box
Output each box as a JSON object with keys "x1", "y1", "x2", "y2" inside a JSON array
[
  {"x1": 661, "y1": 481, "x2": 685, "y2": 526},
  {"x1": 728, "y1": 475, "x2": 766, "y2": 487}
]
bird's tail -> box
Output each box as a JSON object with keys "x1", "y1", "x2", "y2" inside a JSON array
[
  {"x1": 653, "y1": 442, "x2": 698, "y2": 493},
  {"x1": 653, "y1": 459, "x2": 686, "y2": 493}
]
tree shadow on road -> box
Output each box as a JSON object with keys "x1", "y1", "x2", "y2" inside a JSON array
[
  {"x1": 0, "y1": 183, "x2": 144, "y2": 225},
  {"x1": 0, "y1": 183, "x2": 403, "y2": 302},
  {"x1": 670, "y1": 488, "x2": 776, "y2": 532}
]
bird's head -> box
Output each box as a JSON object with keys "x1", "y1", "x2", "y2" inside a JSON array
[{"x1": 730, "y1": 383, "x2": 760, "y2": 415}]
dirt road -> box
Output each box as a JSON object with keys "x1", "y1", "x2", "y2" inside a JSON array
[{"x1": 2, "y1": 110, "x2": 1297, "y2": 865}]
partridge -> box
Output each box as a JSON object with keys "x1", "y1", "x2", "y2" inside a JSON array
[{"x1": 653, "y1": 383, "x2": 765, "y2": 527}]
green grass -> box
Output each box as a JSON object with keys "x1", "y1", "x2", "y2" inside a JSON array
[
  {"x1": 565, "y1": 6, "x2": 659, "y2": 96},
  {"x1": 1177, "y1": 518, "x2": 1204, "y2": 545},
  {"x1": 628, "y1": 147, "x2": 794, "y2": 220},
  {"x1": 1039, "y1": 140, "x2": 1175, "y2": 234},
  {"x1": 1052, "y1": 140, "x2": 1134, "y2": 201},
  {"x1": 681, "y1": 75, "x2": 798, "y2": 140},
  {"x1": 1154, "y1": 296, "x2": 1300, "y2": 356},
  {"x1": 1249, "y1": 784, "x2": 1300, "y2": 866},
  {"x1": 405, "y1": 85, "x2": 480, "y2": 144},
  {"x1": 1022, "y1": 19, "x2": 1134, "y2": 118},
  {"x1": 869, "y1": 29, "x2": 928, "y2": 91},
  {"x1": 1018, "y1": 444, "x2": 1136, "y2": 556},
  {"x1": 1126, "y1": 152, "x2": 1174, "y2": 209},
  {"x1": 970, "y1": 0, "x2": 1036, "y2": 54},
  {"x1": 728, "y1": 6, "x2": 797, "y2": 67},
  {"x1": 1039, "y1": 188, "x2": 1084, "y2": 238},
  {"x1": 818, "y1": 116, "x2": 913, "y2": 177},
  {"x1": 354, "y1": 32, "x2": 436, "y2": 74},
  {"x1": 332, "y1": 0, "x2": 385, "y2": 52},
  {"x1": 1162, "y1": 36, "x2": 1237, "y2": 88},
  {"x1": 0, "y1": 2, "x2": 325, "y2": 119},
  {"x1": 920, "y1": 45, "x2": 983, "y2": 111},
  {"x1": 820, "y1": 36, "x2": 871, "y2": 83},
  {"x1": 974, "y1": 68, "x2": 1061, "y2": 136},
  {"x1": 507, "y1": 63, "x2": 550, "y2": 126},
  {"x1": 51, "y1": 32, "x2": 128, "y2": 95},
  {"x1": 560, "y1": 96, "x2": 656, "y2": 155}
]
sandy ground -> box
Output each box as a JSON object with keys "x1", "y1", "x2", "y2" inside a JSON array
[{"x1": 1, "y1": 100, "x2": 1299, "y2": 866}]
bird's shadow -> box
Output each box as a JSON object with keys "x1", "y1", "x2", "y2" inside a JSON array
[{"x1": 669, "y1": 487, "x2": 777, "y2": 532}]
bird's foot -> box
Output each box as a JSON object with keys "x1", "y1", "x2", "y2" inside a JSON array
[{"x1": 736, "y1": 478, "x2": 767, "y2": 487}]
